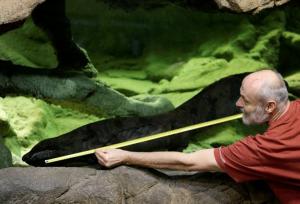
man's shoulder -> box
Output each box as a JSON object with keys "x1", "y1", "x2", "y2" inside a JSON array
[
  {"x1": 287, "y1": 99, "x2": 300, "y2": 116},
  {"x1": 292, "y1": 99, "x2": 300, "y2": 105}
]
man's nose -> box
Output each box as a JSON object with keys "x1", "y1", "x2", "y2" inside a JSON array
[{"x1": 236, "y1": 97, "x2": 243, "y2": 108}]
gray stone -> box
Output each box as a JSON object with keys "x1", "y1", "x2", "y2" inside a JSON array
[
  {"x1": 214, "y1": 0, "x2": 290, "y2": 13},
  {"x1": 0, "y1": 0, "x2": 46, "y2": 25},
  {"x1": 0, "y1": 166, "x2": 277, "y2": 203}
]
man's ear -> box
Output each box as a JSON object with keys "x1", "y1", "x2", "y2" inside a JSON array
[{"x1": 265, "y1": 101, "x2": 276, "y2": 113}]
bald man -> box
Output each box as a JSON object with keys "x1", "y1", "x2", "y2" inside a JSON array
[{"x1": 96, "y1": 70, "x2": 300, "y2": 204}]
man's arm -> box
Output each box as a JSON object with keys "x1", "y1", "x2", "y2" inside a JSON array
[{"x1": 95, "y1": 149, "x2": 222, "y2": 172}]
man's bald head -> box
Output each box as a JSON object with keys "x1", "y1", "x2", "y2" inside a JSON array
[
  {"x1": 237, "y1": 69, "x2": 289, "y2": 125},
  {"x1": 242, "y1": 70, "x2": 288, "y2": 107}
]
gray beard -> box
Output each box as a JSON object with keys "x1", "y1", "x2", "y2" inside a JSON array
[{"x1": 242, "y1": 105, "x2": 270, "y2": 125}]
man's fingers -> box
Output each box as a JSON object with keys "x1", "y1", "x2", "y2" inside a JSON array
[
  {"x1": 95, "y1": 149, "x2": 125, "y2": 168},
  {"x1": 95, "y1": 150, "x2": 109, "y2": 166},
  {"x1": 97, "y1": 159, "x2": 107, "y2": 166},
  {"x1": 95, "y1": 154, "x2": 103, "y2": 164}
]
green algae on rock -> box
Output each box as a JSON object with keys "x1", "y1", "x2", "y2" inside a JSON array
[
  {"x1": 0, "y1": 72, "x2": 174, "y2": 117},
  {"x1": 0, "y1": 18, "x2": 58, "y2": 68}
]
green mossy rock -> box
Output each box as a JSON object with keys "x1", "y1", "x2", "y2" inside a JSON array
[
  {"x1": 0, "y1": 72, "x2": 174, "y2": 117},
  {"x1": 0, "y1": 18, "x2": 58, "y2": 68}
]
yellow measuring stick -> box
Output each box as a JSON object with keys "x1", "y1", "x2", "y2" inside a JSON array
[{"x1": 45, "y1": 113, "x2": 242, "y2": 164}]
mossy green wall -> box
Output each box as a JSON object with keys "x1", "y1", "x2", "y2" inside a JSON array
[{"x1": 67, "y1": 1, "x2": 300, "y2": 106}]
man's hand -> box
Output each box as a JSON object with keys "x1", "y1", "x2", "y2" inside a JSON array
[{"x1": 95, "y1": 149, "x2": 128, "y2": 168}]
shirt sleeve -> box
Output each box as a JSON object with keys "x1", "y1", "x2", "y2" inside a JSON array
[{"x1": 214, "y1": 134, "x2": 267, "y2": 182}]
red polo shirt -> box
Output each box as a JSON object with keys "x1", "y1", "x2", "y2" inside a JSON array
[{"x1": 214, "y1": 100, "x2": 300, "y2": 204}]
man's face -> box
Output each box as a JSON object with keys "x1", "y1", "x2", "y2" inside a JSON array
[{"x1": 236, "y1": 85, "x2": 270, "y2": 125}]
